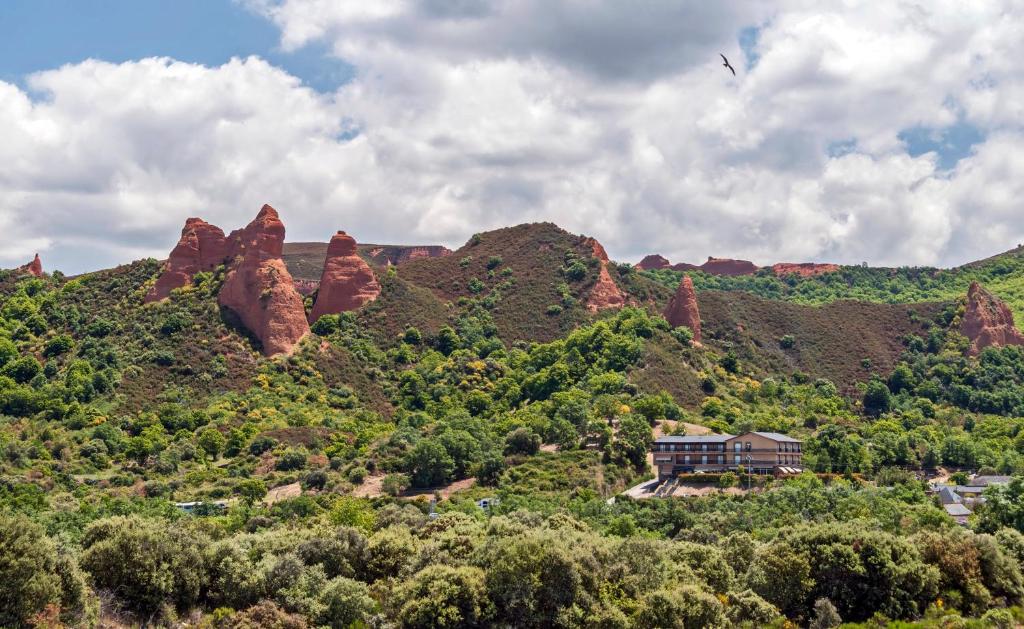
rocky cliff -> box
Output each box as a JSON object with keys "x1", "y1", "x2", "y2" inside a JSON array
[
  {"x1": 18, "y1": 254, "x2": 43, "y2": 277},
  {"x1": 635, "y1": 254, "x2": 671, "y2": 271},
  {"x1": 584, "y1": 238, "x2": 626, "y2": 312},
  {"x1": 961, "y1": 281, "x2": 1024, "y2": 356},
  {"x1": 145, "y1": 218, "x2": 228, "y2": 302},
  {"x1": 218, "y1": 205, "x2": 310, "y2": 357},
  {"x1": 309, "y1": 231, "x2": 381, "y2": 323},
  {"x1": 663, "y1": 276, "x2": 701, "y2": 343},
  {"x1": 700, "y1": 257, "x2": 760, "y2": 276}
]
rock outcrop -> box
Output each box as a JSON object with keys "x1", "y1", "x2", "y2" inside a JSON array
[
  {"x1": 584, "y1": 238, "x2": 626, "y2": 312},
  {"x1": 663, "y1": 276, "x2": 701, "y2": 343},
  {"x1": 670, "y1": 262, "x2": 701, "y2": 272},
  {"x1": 218, "y1": 205, "x2": 310, "y2": 357},
  {"x1": 700, "y1": 257, "x2": 760, "y2": 276},
  {"x1": 17, "y1": 254, "x2": 43, "y2": 277},
  {"x1": 361, "y1": 244, "x2": 452, "y2": 267},
  {"x1": 145, "y1": 218, "x2": 229, "y2": 302},
  {"x1": 309, "y1": 231, "x2": 381, "y2": 323},
  {"x1": 636, "y1": 254, "x2": 671, "y2": 271},
  {"x1": 961, "y1": 281, "x2": 1024, "y2": 356},
  {"x1": 636, "y1": 254, "x2": 760, "y2": 276},
  {"x1": 771, "y1": 262, "x2": 840, "y2": 278}
]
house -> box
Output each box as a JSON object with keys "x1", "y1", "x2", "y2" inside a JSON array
[
  {"x1": 944, "y1": 503, "x2": 972, "y2": 526},
  {"x1": 652, "y1": 431, "x2": 803, "y2": 480},
  {"x1": 936, "y1": 486, "x2": 962, "y2": 506},
  {"x1": 968, "y1": 475, "x2": 1013, "y2": 487}
]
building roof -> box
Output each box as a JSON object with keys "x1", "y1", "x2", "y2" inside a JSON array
[
  {"x1": 944, "y1": 503, "x2": 972, "y2": 517},
  {"x1": 746, "y1": 431, "x2": 802, "y2": 443},
  {"x1": 968, "y1": 475, "x2": 1013, "y2": 487},
  {"x1": 953, "y1": 485, "x2": 986, "y2": 494},
  {"x1": 937, "y1": 486, "x2": 962, "y2": 505},
  {"x1": 654, "y1": 434, "x2": 735, "y2": 444}
]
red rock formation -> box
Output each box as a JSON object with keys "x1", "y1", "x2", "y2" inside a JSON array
[
  {"x1": 670, "y1": 262, "x2": 700, "y2": 272},
  {"x1": 394, "y1": 246, "x2": 452, "y2": 264},
  {"x1": 663, "y1": 276, "x2": 701, "y2": 343},
  {"x1": 961, "y1": 281, "x2": 1024, "y2": 356},
  {"x1": 700, "y1": 257, "x2": 759, "y2": 276},
  {"x1": 309, "y1": 231, "x2": 381, "y2": 322},
  {"x1": 636, "y1": 254, "x2": 671, "y2": 271},
  {"x1": 17, "y1": 254, "x2": 43, "y2": 277},
  {"x1": 359, "y1": 244, "x2": 452, "y2": 267},
  {"x1": 771, "y1": 262, "x2": 840, "y2": 278},
  {"x1": 584, "y1": 238, "x2": 626, "y2": 312},
  {"x1": 218, "y1": 205, "x2": 310, "y2": 356},
  {"x1": 145, "y1": 218, "x2": 229, "y2": 302}
]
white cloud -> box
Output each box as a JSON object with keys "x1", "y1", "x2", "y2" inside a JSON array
[{"x1": 2, "y1": 1, "x2": 1024, "y2": 273}]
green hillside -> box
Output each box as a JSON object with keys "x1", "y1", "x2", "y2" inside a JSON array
[
  {"x1": 643, "y1": 244, "x2": 1024, "y2": 320},
  {"x1": 1, "y1": 224, "x2": 1024, "y2": 628}
]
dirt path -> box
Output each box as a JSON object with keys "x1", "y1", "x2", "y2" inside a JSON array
[
  {"x1": 352, "y1": 475, "x2": 477, "y2": 499},
  {"x1": 265, "y1": 482, "x2": 302, "y2": 505}
]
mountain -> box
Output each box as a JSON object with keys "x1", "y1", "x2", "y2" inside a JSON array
[{"x1": 3, "y1": 210, "x2": 1024, "y2": 628}]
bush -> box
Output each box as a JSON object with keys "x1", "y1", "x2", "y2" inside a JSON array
[
  {"x1": 383, "y1": 473, "x2": 411, "y2": 497},
  {"x1": 317, "y1": 576, "x2": 376, "y2": 628},
  {"x1": 671, "y1": 326, "x2": 694, "y2": 345},
  {"x1": 504, "y1": 427, "x2": 541, "y2": 455},
  {"x1": 0, "y1": 515, "x2": 63, "y2": 627},
  {"x1": 277, "y1": 449, "x2": 308, "y2": 471},
  {"x1": 395, "y1": 565, "x2": 492, "y2": 628},
  {"x1": 347, "y1": 466, "x2": 369, "y2": 485},
  {"x1": 43, "y1": 334, "x2": 75, "y2": 357},
  {"x1": 80, "y1": 515, "x2": 209, "y2": 615}
]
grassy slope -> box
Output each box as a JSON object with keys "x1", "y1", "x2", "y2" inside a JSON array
[
  {"x1": 393, "y1": 223, "x2": 604, "y2": 343},
  {"x1": 699, "y1": 291, "x2": 941, "y2": 393}
]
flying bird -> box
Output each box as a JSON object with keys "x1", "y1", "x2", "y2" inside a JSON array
[{"x1": 720, "y1": 53, "x2": 736, "y2": 76}]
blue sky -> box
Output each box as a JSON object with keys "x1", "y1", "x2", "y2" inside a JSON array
[
  {"x1": 0, "y1": 1, "x2": 1021, "y2": 273},
  {"x1": 0, "y1": 0, "x2": 350, "y2": 92}
]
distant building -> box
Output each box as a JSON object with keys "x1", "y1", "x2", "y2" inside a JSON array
[
  {"x1": 174, "y1": 500, "x2": 227, "y2": 514},
  {"x1": 968, "y1": 475, "x2": 1013, "y2": 487},
  {"x1": 930, "y1": 475, "x2": 1012, "y2": 525},
  {"x1": 944, "y1": 503, "x2": 972, "y2": 526},
  {"x1": 652, "y1": 431, "x2": 803, "y2": 480}
]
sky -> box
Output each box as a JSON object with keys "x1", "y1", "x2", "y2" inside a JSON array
[{"x1": 1, "y1": 1, "x2": 1023, "y2": 275}]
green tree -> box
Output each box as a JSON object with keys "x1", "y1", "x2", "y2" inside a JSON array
[
  {"x1": 236, "y1": 479, "x2": 267, "y2": 507},
  {"x1": 406, "y1": 439, "x2": 455, "y2": 488},
  {"x1": 635, "y1": 585, "x2": 726, "y2": 629},
  {"x1": 863, "y1": 378, "x2": 892, "y2": 416},
  {"x1": 317, "y1": 576, "x2": 376, "y2": 629},
  {"x1": 977, "y1": 478, "x2": 1024, "y2": 533},
  {"x1": 0, "y1": 515, "x2": 62, "y2": 628},
  {"x1": 396, "y1": 565, "x2": 493, "y2": 628},
  {"x1": 80, "y1": 515, "x2": 209, "y2": 615},
  {"x1": 504, "y1": 427, "x2": 541, "y2": 456},
  {"x1": 197, "y1": 427, "x2": 226, "y2": 461}
]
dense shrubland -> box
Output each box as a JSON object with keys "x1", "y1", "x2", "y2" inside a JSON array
[{"x1": 1, "y1": 237, "x2": 1024, "y2": 627}]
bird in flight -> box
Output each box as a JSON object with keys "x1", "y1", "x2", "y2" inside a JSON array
[{"x1": 720, "y1": 53, "x2": 736, "y2": 76}]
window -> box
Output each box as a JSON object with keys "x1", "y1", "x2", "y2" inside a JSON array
[
  {"x1": 717, "y1": 455, "x2": 724, "y2": 464},
  {"x1": 701, "y1": 455, "x2": 708, "y2": 465},
  {"x1": 734, "y1": 443, "x2": 741, "y2": 452},
  {"x1": 702, "y1": 444, "x2": 708, "y2": 451},
  {"x1": 745, "y1": 442, "x2": 751, "y2": 452},
  {"x1": 734, "y1": 455, "x2": 741, "y2": 464},
  {"x1": 684, "y1": 455, "x2": 690, "y2": 464}
]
